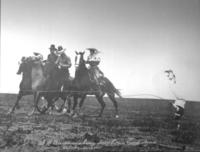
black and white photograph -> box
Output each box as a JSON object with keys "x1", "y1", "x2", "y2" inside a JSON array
[{"x1": 0, "y1": 0, "x2": 200, "y2": 151}]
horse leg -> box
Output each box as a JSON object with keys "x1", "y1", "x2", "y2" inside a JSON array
[
  {"x1": 108, "y1": 93, "x2": 119, "y2": 118},
  {"x1": 78, "y1": 94, "x2": 86, "y2": 115},
  {"x1": 66, "y1": 96, "x2": 71, "y2": 113},
  {"x1": 48, "y1": 99, "x2": 54, "y2": 115},
  {"x1": 71, "y1": 95, "x2": 78, "y2": 116},
  {"x1": 60, "y1": 94, "x2": 71, "y2": 114},
  {"x1": 28, "y1": 92, "x2": 39, "y2": 116},
  {"x1": 96, "y1": 95, "x2": 105, "y2": 117},
  {"x1": 8, "y1": 91, "x2": 23, "y2": 114}
]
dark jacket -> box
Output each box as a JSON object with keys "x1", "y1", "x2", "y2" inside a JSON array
[{"x1": 47, "y1": 53, "x2": 58, "y2": 63}]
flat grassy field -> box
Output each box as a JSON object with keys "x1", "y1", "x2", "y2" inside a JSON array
[{"x1": 0, "y1": 93, "x2": 200, "y2": 152}]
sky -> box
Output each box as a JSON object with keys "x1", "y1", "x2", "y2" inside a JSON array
[{"x1": 1, "y1": 0, "x2": 200, "y2": 101}]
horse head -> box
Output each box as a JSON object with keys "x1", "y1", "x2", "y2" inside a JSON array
[
  {"x1": 17, "y1": 56, "x2": 44, "y2": 76},
  {"x1": 74, "y1": 51, "x2": 91, "y2": 85},
  {"x1": 17, "y1": 57, "x2": 31, "y2": 75},
  {"x1": 75, "y1": 51, "x2": 86, "y2": 69}
]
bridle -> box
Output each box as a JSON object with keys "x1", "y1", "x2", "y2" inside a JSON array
[{"x1": 75, "y1": 51, "x2": 85, "y2": 68}]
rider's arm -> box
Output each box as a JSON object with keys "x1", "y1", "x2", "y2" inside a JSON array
[
  {"x1": 55, "y1": 56, "x2": 60, "y2": 65},
  {"x1": 87, "y1": 61, "x2": 100, "y2": 66},
  {"x1": 59, "y1": 56, "x2": 72, "y2": 68},
  {"x1": 86, "y1": 56, "x2": 100, "y2": 66}
]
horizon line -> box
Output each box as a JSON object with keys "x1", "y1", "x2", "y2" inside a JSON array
[{"x1": 0, "y1": 92, "x2": 199, "y2": 103}]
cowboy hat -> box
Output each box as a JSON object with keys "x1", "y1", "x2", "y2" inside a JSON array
[
  {"x1": 57, "y1": 46, "x2": 66, "y2": 54},
  {"x1": 49, "y1": 44, "x2": 57, "y2": 50},
  {"x1": 164, "y1": 69, "x2": 173, "y2": 73},
  {"x1": 86, "y1": 48, "x2": 100, "y2": 54},
  {"x1": 57, "y1": 46, "x2": 63, "y2": 51}
]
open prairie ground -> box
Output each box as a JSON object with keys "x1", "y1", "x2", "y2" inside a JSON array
[{"x1": 0, "y1": 94, "x2": 200, "y2": 152}]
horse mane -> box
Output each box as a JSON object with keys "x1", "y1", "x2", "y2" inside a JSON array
[
  {"x1": 25, "y1": 57, "x2": 46, "y2": 73},
  {"x1": 75, "y1": 53, "x2": 88, "y2": 79},
  {"x1": 73, "y1": 52, "x2": 91, "y2": 89},
  {"x1": 19, "y1": 57, "x2": 46, "y2": 81},
  {"x1": 75, "y1": 64, "x2": 88, "y2": 78}
]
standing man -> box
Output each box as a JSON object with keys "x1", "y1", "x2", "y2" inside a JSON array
[
  {"x1": 55, "y1": 46, "x2": 72, "y2": 89},
  {"x1": 164, "y1": 69, "x2": 186, "y2": 130}
]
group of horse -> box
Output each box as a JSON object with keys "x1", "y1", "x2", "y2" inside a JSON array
[{"x1": 8, "y1": 51, "x2": 122, "y2": 118}]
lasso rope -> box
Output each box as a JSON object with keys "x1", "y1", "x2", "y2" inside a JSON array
[
  {"x1": 17, "y1": 90, "x2": 166, "y2": 99},
  {"x1": 122, "y1": 93, "x2": 166, "y2": 100}
]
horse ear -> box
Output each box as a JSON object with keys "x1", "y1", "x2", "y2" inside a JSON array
[{"x1": 75, "y1": 56, "x2": 77, "y2": 64}]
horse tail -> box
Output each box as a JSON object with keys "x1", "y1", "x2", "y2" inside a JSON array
[{"x1": 102, "y1": 77, "x2": 122, "y2": 98}]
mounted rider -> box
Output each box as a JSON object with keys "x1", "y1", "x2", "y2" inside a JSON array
[
  {"x1": 86, "y1": 48, "x2": 104, "y2": 86},
  {"x1": 55, "y1": 46, "x2": 72, "y2": 89},
  {"x1": 32, "y1": 52, "x2": 44, "y2": 63},
  {"x1": 17, "y1": 52, "x2": 43, "y2": 76},
  {"x1": 44, "y1": 44, "x2": 58, "y2": 80},
  {"x1": 47, "y1": 44, "x2": 58, "y2": 63}
]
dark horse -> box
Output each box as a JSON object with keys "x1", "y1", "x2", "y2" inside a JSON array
[
  {"x1": 8, "y1": 57, "x2": 69, "y2": 115},
  {"x1": 64, "y1": 51, "x2": 122, "y2": 118}
]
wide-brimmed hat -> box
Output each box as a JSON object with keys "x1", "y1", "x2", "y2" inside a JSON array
[
  {"x1": 49, "y1": 44, "x2": 57, "y2": 50},
  {"x1": 164, "y1": 69, "x2": 173, "y2": 74},
  {"x1": 86, "y1": 48, "x2": 100, "y2": 54},
  {"x1": 21, "y1": 56, "x2": 26, "y2": 62},
  {"x1": 57, "y1": 45, "x2": 66, "y2": 54},
  {"x1": 57, "y1": 46, "x2": 63, "y2": 51}
]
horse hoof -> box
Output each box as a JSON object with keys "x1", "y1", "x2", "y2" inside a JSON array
[
  {"x1": 73, "y1": 113, "x2": 78, "y2": 118},
  {"x1": 79, "y1": 112, "x2": 84, "y2": 116},
  {"x1": 97, "y1": 114, "x2": 102, "y2": 118},
  {"x1": 115, "y1": 115, "x2": 119, "y2": 119},
  {"x1": 55, "y1": 105, "x2": 60, "y2": 111},
  {"x1": 67, "y1": 109, "x2": 71, "y2": 113},
  {"x1": 16, "y1": 105, "x2": 20, "y2": 110},
  {"x1": 69, "y1": 110, "x2": 75, "y2": 116},
  {"x1": 7, "y1": 109, "x2": 13, "y2": 115},
  {"x1": 62, "y1": 108, "x2": 67, "y2": 114},
  {"x1": 177, "y1": 124, "x2": 181, "y2": 130},
  {"x1": 48, "y1": 110, "x2": 53, "y2": 115},
  {"x1": 28, "y1": 112, "x2": 33, "y2": 116},
  {"x1": 28, "y1": 109, "x2": 35, "y2": 116}
]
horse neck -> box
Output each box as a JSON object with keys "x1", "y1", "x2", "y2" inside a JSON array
[
  {"x1": 32, "y1": 62, "x2": 44, "y2": 70},
  {"x1": 32, "y1": 61, "x2": 42, "y2": 67},
  {"x1": 75, "y1": 63, "x2": 88, "y2": 78},
  {"x1": 31, "y1": 62, "x2": 45, "y2": 77},
  {"x1": 22, "y1": 70, "x2": 31, "y2": 79},
  {"x1": 20, "y1": 63, "x2": 32, "y2": 81},
  {"x1": 74, "y1": 63, "x2": 91, "y2": 88}
]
